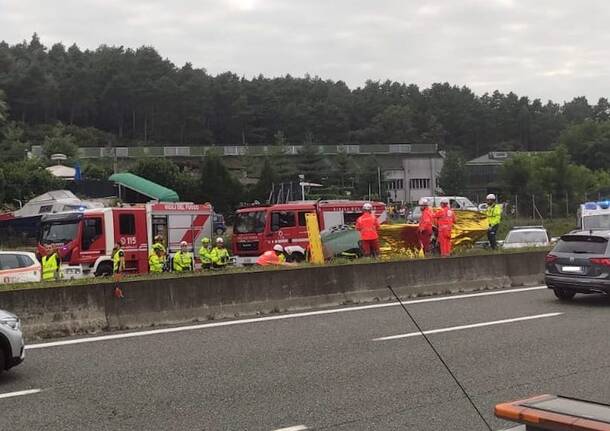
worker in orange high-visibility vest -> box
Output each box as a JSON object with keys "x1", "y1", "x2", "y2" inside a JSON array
[
  {"x1": 418, "y1": 198, "x2": 434, "y2": 255},
  {"x1": 256, "y1": 245, "x2": 295, "y2": 266},
  {"x1": 355, "y1": 202, "x2": 380, "y2": 257},
  {"x1": 434, "y1": 197, "x2": 457, "y2": 256}
]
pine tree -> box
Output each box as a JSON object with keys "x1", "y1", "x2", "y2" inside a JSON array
[{"x1": 250, "y1": 157, "x2": 276, "y2": 203}]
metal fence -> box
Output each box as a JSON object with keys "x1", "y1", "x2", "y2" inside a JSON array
[{"x1": 31, "y1": 143, "x2": 437, "y2": 159}]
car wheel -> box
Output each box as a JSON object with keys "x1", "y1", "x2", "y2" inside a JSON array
[
  {"x1": 0, "y1": 346, "x2": 5, "y2": 374},
  {"x1": 288, "y1": 252, "x2": 306, "y2": 263},
  {"x1": 554, "y1": 287, "x2": 576, "y2": 301},
  {"x1": 95, "y1": 262, "x2": 113, "y2": 277}
]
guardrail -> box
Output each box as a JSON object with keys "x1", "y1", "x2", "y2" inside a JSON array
[{"x1": 0, "y1": 251, "x2": 546, "y2": 340}]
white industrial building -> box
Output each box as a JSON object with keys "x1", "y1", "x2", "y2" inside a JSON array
[{"x1": 380, "y1": 145, "x2": 445, "y2": 203}]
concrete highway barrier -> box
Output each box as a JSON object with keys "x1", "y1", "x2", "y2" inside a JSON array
[{"x1": 0, "y1": 251, "x2": 546, "y2": 339}]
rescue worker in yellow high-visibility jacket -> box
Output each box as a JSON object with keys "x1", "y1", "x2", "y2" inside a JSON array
[
  {"x1": 484, "y1": 194, "x2": 502, "y2": 249},
  {"x1": 149, "y1": 246, "x2": 164, "y2": 273},
  {"x1": 112, "y1": 242, "x2": 125, "y2": 274},
  {"x1": 42, "y1": 246, "x2": 60, "y2": 281},
  {"x1": 198, "y1": 237, "x2": 213, "y2": 270},
  {"x1": 173, "y1": 241, "x2": 193, "y2": 272},
  {"x1": 210, "y1": 237, "x2": 231, "y2": 268}
]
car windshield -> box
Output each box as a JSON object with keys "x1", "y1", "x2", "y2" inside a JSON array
[
  {"x1": 234, "y1": 211, "x2": 266, "y2": 234},
  {"x1": 583, "y1": 214, "x2": 610, "y2": 230},
  {"x1": 40, "y1": 221, "x2": 79, "y2": 244},
  {"x1": 553, "y1": 235, "x2": 608, "y2": 254},
  {"x1": 505, "y1": 231, "x2": 548, "y2": 244}
]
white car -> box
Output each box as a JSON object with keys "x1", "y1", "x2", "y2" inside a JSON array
[
  {"x1": 0, "y1": 309, "x2": 25, "y2": 373},
  {"x1": 502, "y1": 226, "x2": 550, "y2": 249},
  {"x1": 0, "y1": 251, "x2": 41, "y2": 284}
]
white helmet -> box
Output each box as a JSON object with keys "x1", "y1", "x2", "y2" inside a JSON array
[
  {"x1": 216, "y1": 237, "x2": 224, "y2": 244},
  {"x1": 440, "y1": 197, "x2": 450, "y2": 205},
  {"x1": 362, "y1": 202, "x2": 373, "y2": 211},
  {"x1": 486, "y1": 194, "x2": 496, "y2": 201},
  {"x1": 180, "y1": 240, "x2": 188, "y2": 247},
  {"x1": 273, "y1": 244, "x2": 284, "y2": 252},
  {"x1": 418, "y1": 198, "x2": 429, "y2": 206}
]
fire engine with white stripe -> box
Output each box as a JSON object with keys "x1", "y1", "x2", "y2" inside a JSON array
[
  {"x1": 37, "y1": 202, "x2": 213, "y2": 278},
  {"x1": 232, "y1": 200, "x2": 387, "y2": 264}
]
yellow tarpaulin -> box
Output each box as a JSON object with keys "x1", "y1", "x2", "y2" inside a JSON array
[{"x1": 379, "y1": 210, "x2": 488, "y2": 257}]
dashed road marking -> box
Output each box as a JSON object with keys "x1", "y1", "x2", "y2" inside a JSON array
[
  {"x1": 373, "y1": 312, "x2": 563, "y2": 341},
  {"x1": 26, "y1": 286, "x2": 546, "y2": 350},
  {"x1": 272, "y1": 426, "x2": 308, "y2": 431},
  {"x1": 0, "y1": 389, "x2": 42, "y2": 399}
]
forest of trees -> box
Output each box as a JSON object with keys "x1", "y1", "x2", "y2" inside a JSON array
[
  {"x1": 2, "y1": 34, "x2": 610, "y2": 214},
  {"x1": 2, "y1": 34, "x2": 609, "y2": 157}
]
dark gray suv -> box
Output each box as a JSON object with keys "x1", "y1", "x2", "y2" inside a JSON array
[{"x1": 545, "y1": 230, "x2": 610, "y2": 300}]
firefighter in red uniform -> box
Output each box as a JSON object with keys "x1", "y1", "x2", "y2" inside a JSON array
[
  {"x1": 434, "y1": 197, "x2": 456, "y2": 257},
  {"x1": 356, "y1": 202, "x2": 380, "y2": 257},
  {"x1": 417, "y1": 198, "x2": 434, "y2": 255}
]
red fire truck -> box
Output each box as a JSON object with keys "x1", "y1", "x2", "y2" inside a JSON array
[
  {"x1": 37, "y1": 202, "x2": 214, "y2": 278},
  {"x1": 232, "y1": 200, "x2": 387, "y2": 264}
]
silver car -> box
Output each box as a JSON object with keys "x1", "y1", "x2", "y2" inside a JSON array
[
  {"x1": 0, "y1": 309, "x2": 25, "y2": 374},
  {"x1": 502, "y1": 226, "x2": 550, "y2": 249}
]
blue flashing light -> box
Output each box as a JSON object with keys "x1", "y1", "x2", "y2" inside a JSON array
[
  {"x1": 584, "y1": 202, "x2": 598, "y2": 210},
  {"x1": 597, "y1": 200, "x2": 610, "y2": 210}
]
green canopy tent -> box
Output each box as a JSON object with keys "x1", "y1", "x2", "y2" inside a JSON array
[{"x1": 109, "y1": 172, "x2": 180, "y2": 202}]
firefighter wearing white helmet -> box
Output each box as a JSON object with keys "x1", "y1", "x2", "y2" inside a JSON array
[
  {"x1": 356, "y1": 202, "x2": 380, "y2": 257},
  {"x1": 210, "y1": 237, "x2": 231, "y2": 268},
  {"x1": 418, "y1": 197, "x2": 434, "y2": 255},
  {"x1": 273, "y1": 244, "x2": 288, "y2": 264},
  {"x1": 173, "y1": 240, "x2": 193, "y2": 272},
  {"x1": 484, "y1": 193, "x2": 502, "y2": 249}
]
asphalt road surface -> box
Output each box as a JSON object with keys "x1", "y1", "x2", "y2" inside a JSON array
[{"x1": 1, "y1": 285, "x2": 609, "y2": 430}]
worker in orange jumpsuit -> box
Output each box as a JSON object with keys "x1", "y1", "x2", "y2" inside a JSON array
[
  {"x1": 435, "y1": 197, "x2": 457, "y2": 256},
  {"x1": 417, "y1": 198, "x2": 434, "y2": 255},
  {"x1": 356, "y1": 202, "x2": 380, "y2": 257},
  {"x1": 256, "y1": 245, "x2": 295, "y2": 266}
]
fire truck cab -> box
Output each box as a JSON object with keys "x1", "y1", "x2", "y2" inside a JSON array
[
  {"x1": 232, "y1": 200, "x2": 386, "y2": 265},
  {"x1": 38, "y1": 202, "x2": 213, "y2": 278}
]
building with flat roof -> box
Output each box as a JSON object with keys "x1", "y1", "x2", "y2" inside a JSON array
[
  {"x1": 32, "y1": 143, "x2": 445, "y2": 203},
  {"x1": 465, "y1": 151, "x2": 546, "y2": 200}
]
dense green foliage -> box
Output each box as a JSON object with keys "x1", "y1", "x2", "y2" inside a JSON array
[
  {"x1": 3, "y1": 35, "x2": 610, "y2": 212},
  {"x1": 2, "y1": 34, "x2": 609, "y2": 157},
  {"x1": 438, "y1": 152, "x2": 467, "y2": 195}
]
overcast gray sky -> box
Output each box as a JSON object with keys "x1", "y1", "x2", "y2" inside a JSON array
[{"x1": 2, "y1": 0, "x2": 609, "y2": 103}]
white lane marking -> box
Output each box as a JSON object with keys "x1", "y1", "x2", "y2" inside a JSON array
[
  {"x1": 272, "y1": 426, "x2": 308, "y2": 431},
  {"x1": 26, "y1": 286, "x2": 546, "y2": 351},
  {"x1": 373, "y1": 312, "x2": 563, "y2": 341},
  {"x1": 0, "y1": 389, "x2": 42, "y2": 399}
]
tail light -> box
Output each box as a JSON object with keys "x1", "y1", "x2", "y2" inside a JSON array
[
  {"x1": 545, "y1": 254, "x2": 558, "y2": 263},
  {"x1": 590, "y1": 257, "x2": 610, "y2": 266}
]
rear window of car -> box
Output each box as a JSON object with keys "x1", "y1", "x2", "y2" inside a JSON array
[
  {"x1": 553, "y1": 235, "x2": 608, "y2": 254},
  {"x1": 505, "y1": 230, "x2": 548, "y2": 244}
]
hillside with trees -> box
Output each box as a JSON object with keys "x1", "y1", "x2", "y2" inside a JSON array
[{"x1": 1, "y1": 34, "x2": 610, "y2": 212}]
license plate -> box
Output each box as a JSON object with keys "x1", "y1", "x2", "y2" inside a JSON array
[{"x1": 561, "y1": 266, "x2": 582, "y2": 272}]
